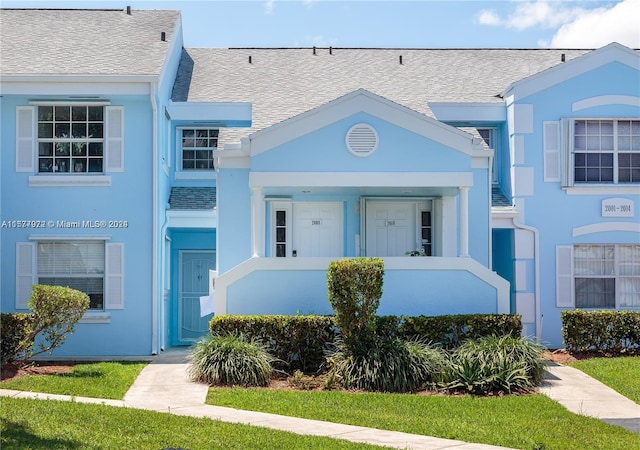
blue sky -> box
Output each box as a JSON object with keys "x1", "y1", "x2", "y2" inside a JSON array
[{"x1": 2, "y1": 0, "x2": 639, "y2": 48}]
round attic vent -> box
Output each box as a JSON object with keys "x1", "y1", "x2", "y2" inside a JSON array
[{"x1": 346, "y1": 123, "x2": 378, "y2": 157}]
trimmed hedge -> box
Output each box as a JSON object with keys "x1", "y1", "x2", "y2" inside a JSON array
[
  {"x1": 210, "y1": 313, "x2": 522, "y2": 373},
  {"x1": 0, "y1": 313, "x2": 32, "y2": 364},
  {"x1": 376, "y1": 314, "x2": 523, "y2": 349},
  {"x1": 209, "y1": 315, "x2": 335, "y2": 373},
  {"x1": 561, "y1": 310, "x2": 640, "y2": 354}
]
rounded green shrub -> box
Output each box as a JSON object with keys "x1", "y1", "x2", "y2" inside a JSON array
[{"x1": 187, "y1": 334, "x2": 277, "y2": 387}]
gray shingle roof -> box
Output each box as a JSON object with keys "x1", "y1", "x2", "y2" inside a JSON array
[
  {"x1": 172, "y1": 47, "x2": 592, "y2": 146},
  {"x1": 492, "y1": 186, "x2": 512, "y2": 208},
  {"x1": 0, "y1": 8, "x2": 180, "y2": 76},
  {"x1": 169, "y1": 187, "x2": 216, "y2": 210}
]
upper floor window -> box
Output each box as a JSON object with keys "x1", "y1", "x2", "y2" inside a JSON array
[
  {"x1": 573, "y1": 119, "x2": 640, "y2": 184},
  {"x1": 181, "y1": 128, "x2": 218, "y2": 170},
  {"x1": 37, "y1": 106, "x2": 104, "y2": 173}
]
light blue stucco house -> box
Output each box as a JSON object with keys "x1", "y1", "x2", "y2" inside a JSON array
[{"x1": 1, "y1": 8, "x2": 638, "y2": 356}]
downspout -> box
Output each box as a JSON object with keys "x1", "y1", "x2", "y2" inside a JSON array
[
  {"x1": 151, "y1": 82, "x2": 159, "y2": 355},
  {"x1": 512, "y1": 219, "x2": 541, "y2": 342}
]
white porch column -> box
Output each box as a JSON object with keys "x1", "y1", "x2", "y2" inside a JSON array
[
  {"x1": 459, "y1": 186, "x2": 470, "y2": 257},
  {"x1": 251, "y1": 187, "x2": 265, "y2": 257}
]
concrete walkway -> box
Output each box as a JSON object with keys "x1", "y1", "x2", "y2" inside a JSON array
[
  {"x1": 2, "y1": 351, "x2": 639, "y2": 449},
  {"x1": 538, "y1": 362, "x2": 640, "y2": 433}
]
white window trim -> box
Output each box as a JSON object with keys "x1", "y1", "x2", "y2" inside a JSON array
[
  {"x1": 175, "y1": 127, "x2": 218, "y2": 180},
  {"x1": 16, "y1": 238, "x2": 123, "y2": 318},
  {"x1": 17, "y1": 102, "x2": 123, "y2": 184},
  {"x1": 562, "y1": 117, "x2": 640, "y2": 189},
  {"x1": 557, "y1": 244, "x2": 640, "y2": 309},
  {"x1": 269, "y1": 200, "x2": 292, "y2": 257}
]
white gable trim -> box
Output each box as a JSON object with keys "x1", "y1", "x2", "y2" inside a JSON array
[
  {"x1": 248, "y1": 89, "x2": 474, "y2": 157},
  {"x1": 572, "y1": 222, "x2": 640, "y2": 237},
  {"x1": 249, "y1": 171, "x2": 473, "y2": 188},
  {"x1": 502, "y1": 43, "x2": 640, "y2": 101},
  {"x1": 572, "y1": 95, "x2": 640, "y2": 111}
]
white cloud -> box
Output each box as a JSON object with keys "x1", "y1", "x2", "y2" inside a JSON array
[
  {"x1": 477, "y1": 10, "x2": 501, "y2": 26},
  {"x1": 477, "y1": 1, "x2": 583, "y2": 30},
  {"x1": 264, "y1": 0, "x2": 275, "y2": 15},
  {"x1": 549, "y1": 0, "x2": 640, "y2": 48},
  {"x1": 477, "y1": 0, "x2": 640, "y2": 48}
]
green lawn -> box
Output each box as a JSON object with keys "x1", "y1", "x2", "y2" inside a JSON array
[
  {"x1": 0, "y1": 362, "x2": 147, "y2": 400},
  {"x1": 1, "y1": 397, "x2": 385, "y2": 450},
  {"x1": 206, "y1": 388, "x2": 640, "y2": 450},
  {"x1": 568, "y1": 356, "x2": 640, "y2": 404}
]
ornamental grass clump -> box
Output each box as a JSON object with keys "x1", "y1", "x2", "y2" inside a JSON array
[
  {"x1": 443, "y1": 335, "x2": 546, "y2": 395},
  {"x1": 328, "y1": 338, "x2": 448, "y2": 392},
  {"x1": 187, "y1": 334, "x2": 277, "y2": 387}
]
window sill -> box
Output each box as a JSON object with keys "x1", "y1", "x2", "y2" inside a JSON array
[
  {"x1": 79, "y1": 311, "x2": 111, "y2": 324},
  {"x1": 563, "y1": 185, "x2": 639, "y2": 195},
  {"x1": 29, "y1": 175, "x2": 112, "y2": 187},
  {"x1": 175, "y1": 171, "x2": 216, "y2": 181}
]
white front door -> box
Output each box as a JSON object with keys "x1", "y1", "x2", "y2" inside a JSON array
[
  {"x1": 292, "y1": 202, "x2": 343, "y2": 257},
  {"x1": 366, "y1": 202, "x2": 416, "y2": 256},
  {"x1": 178, "y1": 251, "x2": 216, "y2": 342}
]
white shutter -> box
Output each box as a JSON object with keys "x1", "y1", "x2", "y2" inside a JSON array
[
  {"x1": 543, "y1": 121, "x2": 560, "y2": 182},
  {"x1": 561, "y1": 119, "x2": 573, "y2": 187},
  {"x1": 105, "y1": 243, "x2": 124, "y2": 309},
  {"x1": 16, "y1": 242, "x2": 36, "y2": 309},
  {"x1": 16, "y1": 106, "x2": 35, "y2": 172},
  {"x1": 556, "y1": 245, "x2": 574, "y2": 308},
  {"x1": 105, "y1": 106, "x2": 124, "y2": 172}
]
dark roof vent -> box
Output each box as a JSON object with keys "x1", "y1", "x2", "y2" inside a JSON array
[
  {"x1": 161, "y1": 31, "x2": 166, "y2": 42},
  {"x1": 249, "y1": 55, "x2": 252, "y2": 64},
  {"x1": 313, "y1": 46, "x2": 316, "y2": 55},
  {"x1": 399, "y1": 55, "x2": 403, "y2": 65},
  {"x1": 126, "y1": 5, "x2": 131, "y2": 15},
  {"x1": 561, "y1": 53, "x2": 566, "y2": 62}
]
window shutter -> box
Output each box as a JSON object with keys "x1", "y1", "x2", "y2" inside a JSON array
[
  {"x1": 561, "y1": 119, "x2": 573, "y2": 187},
  {"x1": 556, "y1": 245, "x2": 574, "y2": 308},
  {"x1": 543, "y1": 121, "x2": 560, "y2": 182},
  {"x1": 16, "y1": 106, "x2": 35, "y2": 172},
  {"x1": 105, "y1": 106, "x2": 124, "y2": 172},
  {"x1": 105, "y1": 243, "x2": 124, "y2": 309},
  {"x1": 16, "y1": 242, "x2": 35, "y2": 309}
]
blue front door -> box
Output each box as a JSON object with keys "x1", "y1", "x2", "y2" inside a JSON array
[{"x1": 178, "y1": 251, "x2": 215, "y2": 343}]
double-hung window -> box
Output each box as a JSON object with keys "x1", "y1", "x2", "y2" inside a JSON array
[
  {"x1": 180, "y1": 128, "x2": 218, "y2": 170},
  {"x1": 572, "y1": 119, "x2": 640, "y2": 184},
  {"x1": 558, "y1": 244, "x2": 640, "y2": 309},
  {"x1": 37, "y1": 105, "x2": 104, "y2": 173},
  {"x1": 15, "y1": 240, "x2": 124, "y2": 312},
  {"x1": 37, "y1": 241, "x2": 105, "y2": 310}
]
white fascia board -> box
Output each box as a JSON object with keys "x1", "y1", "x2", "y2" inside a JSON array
[
  {"x1": 502, "y1": 43, "x2": 640, "y2": 101},
  {"x1": 249, "y1": 171, "x2": 473, "y2": 188},
  {"x1": 166, "y1": 102, "x2": 252, "y2": 124},
  {"x1": 249, "y1": 89, "x2": 474, "y2": 157},
  {"x1": 157, "y1": 15, "x2": 184, "y2": 88},
  {"x1": 428, "y1": 102, "x2": 506, "y2": 122},
  {"x1": 165, "y1": 209, "x2": 217, "y2": 229},
  {"x1": 213, "y1": 147, "x2": 250, "y2": 169},
  {"x1": 0, "y1": 79, "x2": 154, "y2": 96}
]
